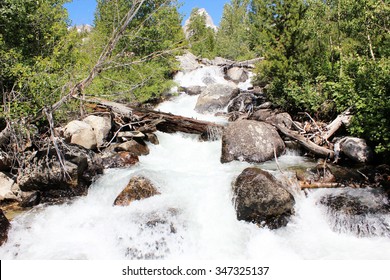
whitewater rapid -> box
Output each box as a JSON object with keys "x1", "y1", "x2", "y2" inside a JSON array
[{"x1": 1, "y1": 70, "x2": 390, "y2": 260}]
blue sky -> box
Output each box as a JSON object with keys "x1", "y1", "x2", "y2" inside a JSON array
[{"x1": 64, "y1": 0, "x2": 229, "y2": 26}]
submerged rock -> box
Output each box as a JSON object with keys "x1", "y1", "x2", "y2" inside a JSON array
[
  {"x1": 233, "y1": 167, "x2": 295, "y2": 229},
  {"x1": 221, "y1": 120, "x2": 285, "y2": 163},
  {"x1": 0, "y1": 209, "x2": 11, "y2": 246},
  {"x1": 319, "y1": 189, "x2": 390, "y2": 238},
  {"x1": 179, "y1": 85, "x2": 205, "y2": 96},
  {"x1": 195, "y1": 83, "x2": 239, "y2": 114},
  {"x1": 114, "y1": 176, "x2": 160, "y2": 206}
]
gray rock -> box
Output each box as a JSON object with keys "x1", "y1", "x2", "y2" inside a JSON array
[
  {"x1": 176, "y1": 51, "x2": 200, "y2": 72},
  {"x1": 17, "y1": 143, "x2": 103, "y2": 196},
  {"x1": 335, "y1": 137, "x2": 373, "y2": 163},
  {"x1": 226, "y1": 67, "x2": 249, "y2": 83},
  {"x1": 233, "y1": 167, "x2": 295, "y2": 229},
  {"x1": 319, "y1": 189, "x2": 390, "y2": 237},
  {"x1": 83, "y1": 115, "x2": 111, "y2": 147},
  {"x1": 221, "y1": 120, "x2": 285, "y2": 163},
  {"x1": 195, "y1": 84, "x2": 239, "y2": 113},
  {"x1": 250, "y1": 110, "x2": 293, "y2": 129},
  {"x1": 114, "y1": 176, "x2": 160, "y2": 206},
  {"x1": 180, "y1": 85, "x2": 205, "y2": 96},
  {"x1": 0, "y1": 209, "x2": 10, "y2": 246},
  {"x1": 0, "y1": 172, "x2": 18, "y2": 201},
  {"x1": 64, "y1": 120, "x2": 97, "y2": 150}
]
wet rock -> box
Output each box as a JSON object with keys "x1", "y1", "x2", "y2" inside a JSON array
[
  {"x1": 319, "y1": 189, "x2": 390, "y2": 237},
  {"x1": 195, "y1": 84, "x2": 239, "y2": 114},
  {"x1": 233, "y1": 167, "x2": 295, "y2": 229},
  {"x1": 221, "y1": 120, "x2": 285, "y2": 163},
  {"x1": 0, "y1": 209, "x2": 10, "y2": 246},
  {"x1": 83, "y1": 115, "x2": 111, "y2": 147},
  {"x1": 17, "y1": 143, "x2": 103, "y2": 197},
  {"x1": 225, "y1": 67, "x2": 249, "y2": 83},
  {"x1": 250, "y1": 110, "x2": 293, "y2": 129},
  {"x1": 101, "y1": 151, "x2": 139, "y2": 169},
  {"x1": 334, "y1": 137, "x2": 373, "y2": 163},
  {"x1": 145, "y1": 133, "x2": 159, "y2": 145},
  {"x1": 114, "y1": 176, "x2": 160, "y2": 206},
  {"x1": 20, "y1": 191, "x2": 41, "y2": 208},
  {"x1": 179, "y1": 85, "x2": 205, "y2": 96},
  {"x1": 115, "y1": 140, "x2": 149, "y2": 156},
  {"x1": 0, "y1": 172, "x2": 18, "y2": 202},
  {"x1": 64, "y1": 120, "x2": 97, "y2": 150},
  {"x1": 227, "y1": 93, "x2": 257, "y2": 113},
  {"x1": 295, "y1": 161, "x2": 367, "y2": 187}
]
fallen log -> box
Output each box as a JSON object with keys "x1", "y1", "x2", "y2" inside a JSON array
[
  {"x1": 300, "y1": 181, "x2": 340, "y2": 189},
  {"x1": 84, "y1": 98, "x2": 224, "y2": 135},
  {"x1": 271, "y1": 122, "x2": 335, "y2": 159},
  {"x1": 130, "y1": 107, "x2": 225, "y2": 135},
  {"x1": 323, "y1": 108, "x2": 352, "y2": 141}
]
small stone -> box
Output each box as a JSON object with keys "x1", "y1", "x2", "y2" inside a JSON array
[{"x1": 114, "y1": 176, "x2": 160, "y2": 206}]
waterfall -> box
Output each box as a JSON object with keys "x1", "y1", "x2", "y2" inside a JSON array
[{"x1": 1, "y1": 66, "x2": 390, "y2": 260}]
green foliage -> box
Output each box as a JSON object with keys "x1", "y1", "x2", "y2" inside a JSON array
[
  {"x1": 0, "y1": 0, "x2": 81, "y2": 121},
  {"x1": 186, "y1": 8, "x2": 216, "y2": 58},
  {"x1": 248, "y1": 0, "x2": 390, "y2": 155},
  {"x1": 87, "y1": 0, "x2": 185, "y2": 102},
  {"x1": 215, "y1": 0, "x2": 254, "y2": 60}
]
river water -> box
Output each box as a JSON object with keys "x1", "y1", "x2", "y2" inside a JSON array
[{"x1": 1, "y1": 67, "x2": 390, "y2": 260}]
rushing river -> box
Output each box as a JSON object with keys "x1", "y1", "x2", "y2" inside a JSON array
[{"x1": 1, "y1": 67, "x2": 390, "y2": 260}]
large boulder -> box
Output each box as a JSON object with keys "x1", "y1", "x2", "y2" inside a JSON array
[
  {"x1": 83, "y1": 115, "x2": 111, "y2": 147},
  {"x1": 334, "y1": 137, "x2": 373, "y2": 163},
  {"x1": 176, "y1": 51, "x2": 200, "y2": 72},
  {"x1": 221, "y1": 120, "x2": 285, "y2": 163},
  {"x1": 0, "y1": 209, "x2": 10, "y2": 246},
  {"x1": 226, "y1": 67, "x2": 249, "y2": 83},
  {"x1": 114, "y1": 175, "x2": 160, "y2": 206},
  {"x1": 64, "y1": 120, "x2": 97, "y2": 150},
  {"x1": 17, "y1": 143, "x2": 103, "y2": 197},
  {"x1": 0, "y1": 172, "x2": 18, "y2": 201},
  {"x1": 195, "y1": 84, "x2": 239, "y2": 113},
  {"x1": 233, "y1": 167, "x2": 295, "y2": 229},
  {"x1": 319, "y1": 189, "x2": 390, "y2": 237}
]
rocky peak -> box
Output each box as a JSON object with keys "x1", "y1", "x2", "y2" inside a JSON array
[{"x1": 183, "y1": 8, "x2": 218, "y2": 38}]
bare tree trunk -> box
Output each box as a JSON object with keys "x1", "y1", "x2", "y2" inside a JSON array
[{"x1": 322, "y1": 108, "x2": 352, "y2": 141}]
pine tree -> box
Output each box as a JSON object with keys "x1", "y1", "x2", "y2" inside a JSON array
[
  {"x1": 186, "y1": 8, "x2": 216, "y2": 58},
  {"x1": 216, "y1": 0, "x2": 254, "y2": 60}
]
